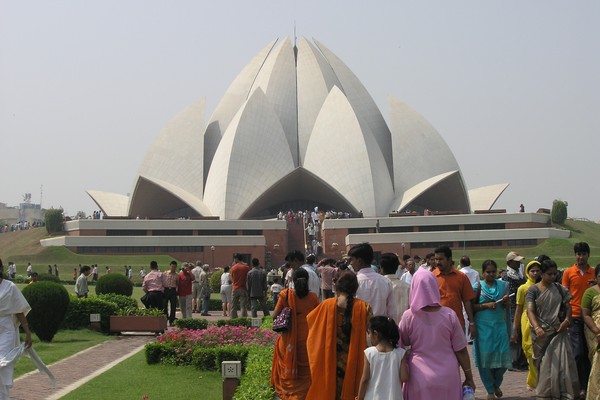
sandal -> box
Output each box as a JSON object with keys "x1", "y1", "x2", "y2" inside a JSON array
[
  {"x1": 487, "y1": 394, "x2": 496, "y2": 400},
  {"x1": 494, "y1": 387, "x2": 503, "y2": 398}
]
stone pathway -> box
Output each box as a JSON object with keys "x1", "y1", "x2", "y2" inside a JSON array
[{"x1": 10, "y1": 312, "x2": 539, "y2": 399}]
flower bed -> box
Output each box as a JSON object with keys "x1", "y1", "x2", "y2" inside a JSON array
[{"x1": 145, "y1": 325, "x2": 277, "y2": 370}]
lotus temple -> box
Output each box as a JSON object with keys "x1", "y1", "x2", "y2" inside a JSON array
[{"x1": 41, "y1": 37, "x2": 569, "y2": 266}]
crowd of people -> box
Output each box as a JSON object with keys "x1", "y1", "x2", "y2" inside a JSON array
[
  {"x1": 0, "y1": 221, "x2": 43, "y2": 233},
  {"x1": 265, "y1": 242, "x2": 599, "y2": 400}
]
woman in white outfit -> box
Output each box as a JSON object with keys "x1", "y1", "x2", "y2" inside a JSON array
[
  {"x1": 0, "y1": 258, "x2": 33, "y2": 400},
  {"x1": 220, "y1": 266, "x2": 233, "y2": 317}
]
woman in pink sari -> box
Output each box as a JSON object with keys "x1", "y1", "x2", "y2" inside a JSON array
[{"x1": 399, "y1": 268, "x2": 475, "y2": 399}]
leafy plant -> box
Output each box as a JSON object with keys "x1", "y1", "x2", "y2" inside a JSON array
[
  {"x1": 552, "y1": 199, "x2": 568, "y2": 224},
  {"x1": 234, "y1": 346, "x2": 275, "y2": 400},
  {"x1": 115, "y1": 306, "x2": 164, "y2": 316},
  {"x1": 95, "y1": 273, "x2": 133, "y2": 296},
  {"x1": 173, "y1": 318, "x2": 208, "y2": 330},
  {"x1": 44, "y1": 208, "x2": 64, "y2": 234},
  {"x1": 96, "y1": 293, "x2": 138, "y2": 311},
  {"x1": 215, "y1": 317, "x2": 251, "y2": 327},
  {"x1": 61, "y1": 295, "x2": 118, "y2": 332},
  {"x1": 210, "y1": 269, "x2": 223, "y2": 293},
  {"x1": 35, "y1": 273, "x2": 61, "y2": 283},
  {"x1": 22, "y1": 281, "x2": 70, "y2": 342}
]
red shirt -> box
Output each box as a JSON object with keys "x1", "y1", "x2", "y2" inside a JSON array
[
  {"x1": 434, "y1": 266, "x2": 475, "y2": 328},
  {"x1": 177, "y1": 271, "x2": 194, "y2": 296},
  {"x1": 230, "y1": 262, "x2": 250, "y2": 290},
  {"x1": 562, "y1": 264, "x2": 595, "y2": 318}
]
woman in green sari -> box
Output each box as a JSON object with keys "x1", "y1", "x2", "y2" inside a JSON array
[
  {"x1": 582, "y1": 264, "x2": 600, "y2": 399},
  {"x1": 472, "y1": 259, "x2": 512, "y2": 400},
  {"x1": 526, "y1": 259, "x2": 579, "y2": 399}
]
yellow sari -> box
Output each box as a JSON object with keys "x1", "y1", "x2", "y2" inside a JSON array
[
  {"x1": 516, "y1": 261, "x2": 538, "y2": 388},
  {"x1": 583, "y1": 287, "x2": 600, "y2": 399}
]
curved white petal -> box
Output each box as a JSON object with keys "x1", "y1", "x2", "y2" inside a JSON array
[
  {"x1": 304, "y1": 87, "x2": 394, "y2": 217},
  {"x1": 203, "y1": 89, "x2": 295, "y2": 219},
  {"x1": 469, "y1": 184, "x2": 510, "y2": 211},
  {"x1": 86, "y1": 190, "x2": 129, "y2": 217}
]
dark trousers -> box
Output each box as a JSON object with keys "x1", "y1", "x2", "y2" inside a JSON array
[
  {"x1": 569, "y1": 317, "x2": 591, "y2": 391},
  {"x1": 146, "y1": 291, "x2": 163, "y2": 309},
  {"x1": 163, "y1": 287, "x2": 178, "y2": 323}
]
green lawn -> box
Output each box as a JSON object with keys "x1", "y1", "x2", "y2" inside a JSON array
[
  {"x1": 60, "y1": 350, "x2": 223, "y2": 400},
  {"x1": 14, "y1": 329, "x2": 112, "y2": 378}
]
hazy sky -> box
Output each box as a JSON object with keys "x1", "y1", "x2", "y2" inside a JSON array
[{"x1": 1, "y1": 1, "x2": 598, "y2": 220}]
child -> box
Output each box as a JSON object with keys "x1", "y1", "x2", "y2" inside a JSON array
[
  {"x1": 358, "y1": 316, "x2": 408, "y2": 400},
  {"x1": 270, "y1": 277, "x2": 283, "y2": 306}
]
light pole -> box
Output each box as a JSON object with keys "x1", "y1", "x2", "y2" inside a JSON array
[{"x1": 210, "y1": 245, "x2": 215, "y2": 267}]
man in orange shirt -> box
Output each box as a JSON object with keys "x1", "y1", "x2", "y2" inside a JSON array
[
  {"x1": 433, "y1": 245, "x2": 476, "y2": 337},
  {"x1": 562, "y1": 242, "x2": 595, "y2": 397},
  {"x1": 230, "y1": 253, "x2": 250, "y2": 318}
]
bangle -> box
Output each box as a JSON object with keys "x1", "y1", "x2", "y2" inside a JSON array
[
  {"x1": 463, "y1": 368, "x2": 472, "y2": 372},
  {"x1": 469, "y1": 323, "x2": 475, "y2": 326}
]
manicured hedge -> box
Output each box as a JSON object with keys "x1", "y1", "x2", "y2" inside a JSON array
[
  {"x1": 215, "y1": 317, "x2": 251, "y2": 327},
  {"x1": 22, "y1": 282, "x2": 70, "y2": 342},
  {"x1": 96, "y1": 293, "x2": 138, "y2": 310},
  {"x1": 173, "y1": 318, "x2": 208, "y2": 330},
  {"x1": 234, "y1": 346, "x2": 275, "y2": 400},
  {"x1": 62, "y1": 295, "x2": 118, "y2": 332},
  {"x1": 95, "y1": 273, "x2": 133, "y2": 296}
]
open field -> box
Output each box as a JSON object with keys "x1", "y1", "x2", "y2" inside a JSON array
[{"x1": 1, "y1": 220, "x2": 598, "y2": 275}]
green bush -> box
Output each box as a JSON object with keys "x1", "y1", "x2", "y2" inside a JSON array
[
  {"x1": 22, "y1": 282, "x2": 70, "y2": 342},
  {"x1": 552, "y1": 199, "x2": 568, "y2": 224},
  {"x1": 234, "y1": 346, "x2": 275, "y2": 400},
  {"x1": 36, "y1": 273, "x2": 61, "y2": 283},
  {"x1": 174, "y1": 318, "x2": 208, "y2": 330},
  {"x1": 215, "y1": 317, "x2": 251, "y2": 327},
  {"x1": 144, "y1": 342, "x2": 165, "y2": 364},
  {"x1": 210, "y1": 269, "x2": 223, "y2": 293},
  {"x1": 95, "y1": 273, "x2": 133, "y2": 296},
  {"x1": 192, "y1": 347, "x2": 217, "y2": 370},
  {"x1": 209, "y1": 298, "x2": 222, "y2": 311},
  {"x1": 62, "y1": 295, "x2": 118, "y2": 332},
  {"x1": 192, "y1": 345, "x2": 249, "y2": 371},
  {"x1": 44, "y1": 208, "x2": 64, "y2": 234},
  {"x1": 96, "y1": 293, "x2": 137, "y2": 310},
  {"x1": 116, "y1": 307, "x2": 164, "y2": 316}
]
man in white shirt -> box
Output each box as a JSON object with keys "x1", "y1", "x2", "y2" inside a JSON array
[
  {"x1": 284, "y1": 250, "x2": 321, "y2": 299},
  {"x1": 349, "y1": 243, "x2": 396, "y2": 318},
  {"x1": 400, "y1": 259, "x2": 416, "y2": 285},
  {"x1": 381, "y1": 252, "x2": 410, "y2": 324},
  {"x1": 458, "y1": 255, "x2": 479, "y2": 342},
  {"x1": 191, "y1": 261, "x2": 203, "y2": 313},
  {"x1": 458, "y1": 255, "x2": 480, "y2": 285}
]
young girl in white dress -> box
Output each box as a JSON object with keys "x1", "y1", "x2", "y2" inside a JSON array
[{"x1": 358, "y1": 316, "x2": 408, "y2": 400}]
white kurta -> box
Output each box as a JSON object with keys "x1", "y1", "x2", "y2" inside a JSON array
[{"x1": 0, "y1": 279, "x2": 31, "y2": 390}]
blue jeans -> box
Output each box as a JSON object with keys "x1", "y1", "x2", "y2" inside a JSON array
[{"x1": 201, "y1": 296, "x2": 210, "y2": 315}]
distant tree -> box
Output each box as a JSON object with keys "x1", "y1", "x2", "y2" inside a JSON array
[
  {"x1": 45, "y1": 208, "x2": 64, "y2": 234},
  {"x1": 551, "y1": 199, "x2": 568, "y2": 224}
]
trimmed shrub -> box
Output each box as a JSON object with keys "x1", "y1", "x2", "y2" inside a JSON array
[
  {"x1": 62, "y1": 295, "x2": 118, "y2": 332},
  {"x1": 95, "y1": 273, "x2": 133, "y2": 296},
  {"x1": 551, "y1": 199, "x2": 568, "y2": 224},
  {"x1": 145, "y1": 342, "x2": 165, "y2": 364},
  {"x1": 96, "y1": 293, "x2": 137, "y2": 311},
  {"x1": 215, "y1": 317, "x2": 251, "y2": 327},
  {"x1": 174, "y1": 318, "x2": 208, "y2": 330},
  {"x1": 191, "y1": 347, "x2": 217, "y2": 370},
  {"x1": 234, "y1": 346, "x2": 275, "y2": 400},
  {"x1": 36, "y1": 273, "x2": 61, "y2": 283},
  {"x1": 209, "y1": 298, "x2": 222, "y2": 311},
  {"x1": 22, "y1": 282, "x2": 70, "y2": 342},
  {"x1": 210, "y1": 269, "x2": 223, "y2": 293},
  {"x1": 44, "y1": 208, "x2": 64, "y2": 234}
]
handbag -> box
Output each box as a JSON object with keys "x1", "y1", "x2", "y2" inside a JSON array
[{"x1": 272, "y1": 290, "x2": 292, "y2": 333}]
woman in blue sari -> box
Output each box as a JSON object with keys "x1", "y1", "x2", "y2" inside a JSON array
[{"x1": 472, "y1": 259, "x2": 512, "y2": 399}]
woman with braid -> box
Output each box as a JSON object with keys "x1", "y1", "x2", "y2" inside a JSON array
[{"x1": 306, "y1": 271, "x2": 372, "y2": 400}]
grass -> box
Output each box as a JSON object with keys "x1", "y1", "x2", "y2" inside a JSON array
[
  {"x1": 60, "y1": 350, "x2": 223, "y2": 400},
  {"x1": 14, "y1": 329, "x2": 112, "y2": 378}
]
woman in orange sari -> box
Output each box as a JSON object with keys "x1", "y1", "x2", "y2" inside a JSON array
[
  {"x1": 306, "y1": 271, "x2": 372, "y2": 400},
  {"x1": 271, "y1": 268, "x2": 319, "y2": 399}
]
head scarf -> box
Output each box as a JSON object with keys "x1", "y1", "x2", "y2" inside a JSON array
[
  {"x1": 409, "y1": 268, "x2": 441, "y2": 312},
  {"x1": 525, "y1": 260, "x2": 540, "y2": 285}
]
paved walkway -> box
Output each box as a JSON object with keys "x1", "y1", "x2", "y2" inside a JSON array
[{"x1": 10, "y1": 311, "x2": 538, "y2": 399}]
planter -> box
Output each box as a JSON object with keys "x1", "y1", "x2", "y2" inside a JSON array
[{"x1": 109, "y1": 315, "x2": 167, "y2": 334}]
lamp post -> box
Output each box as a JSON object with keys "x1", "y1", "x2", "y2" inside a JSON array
[{"x1": 211, "y1": 246, "x2": 215, "y2": 267}]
